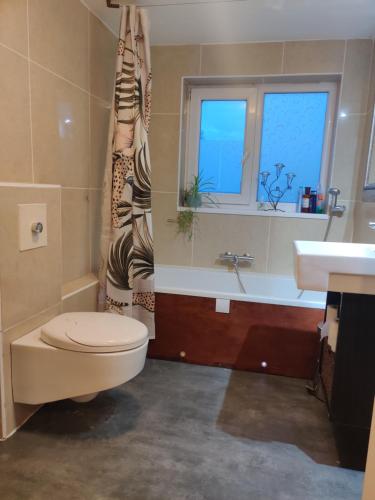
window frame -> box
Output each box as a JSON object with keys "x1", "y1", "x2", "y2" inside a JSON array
[
  {"x1": 250, "y1": 82, "x2": 337, "y2": 212},
  {"x1": 185, "y1": 86, "x2": 257, "y2": 206},
  {"x1": 180, "y1": 79, "x2": 338, "y2": 215}
]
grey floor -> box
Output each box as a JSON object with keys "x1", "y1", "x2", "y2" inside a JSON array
[{"x1": 0, "y1": 359, "x2": 363, "y2": 500}]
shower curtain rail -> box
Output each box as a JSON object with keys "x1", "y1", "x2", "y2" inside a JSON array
[{"x1": 107, "y1": 0, "x2": 247, "y2": 8}]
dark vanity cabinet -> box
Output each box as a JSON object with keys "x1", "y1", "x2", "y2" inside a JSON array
[{"x1": 321, "y1": 291, "x2": 375, "y2": 471}]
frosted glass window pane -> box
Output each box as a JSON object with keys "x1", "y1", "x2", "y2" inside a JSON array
[
  {"x1": 198, "y1": 100, "x2": 247, "y2": 194},
  {"x1": 257, "y1": 92, "x2": 328, "y2": 203}
]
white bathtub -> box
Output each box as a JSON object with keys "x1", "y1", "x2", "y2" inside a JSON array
[{"x1": 154, "y1": 265, "x2": 326, "y2": 309}]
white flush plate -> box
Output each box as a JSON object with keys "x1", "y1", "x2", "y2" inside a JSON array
[{"x1": 18, "y1": 203, "x2": 47, "y2": 251}]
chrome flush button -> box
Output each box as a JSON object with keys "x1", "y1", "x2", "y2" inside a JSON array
[{"x1": 31, "y1": 222, "x2": 43, "y2": 233}]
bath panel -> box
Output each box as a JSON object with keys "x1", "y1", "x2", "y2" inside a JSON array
[{"x1": 150, "y1": 293, "x2": 323, "y2": 379}]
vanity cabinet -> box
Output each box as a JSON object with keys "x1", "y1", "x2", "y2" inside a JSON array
[{"x1": 321, "y1": 291, "x2": 375, "y2": 471}]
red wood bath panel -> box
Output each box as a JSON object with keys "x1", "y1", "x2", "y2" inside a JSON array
[{"x1": 148, "y1": 293, "x2": 324, "y2": 379}]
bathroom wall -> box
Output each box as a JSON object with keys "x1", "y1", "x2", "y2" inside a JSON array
[
  {"x1": 150, "y1": 39, "x2": 374, "y2": 275},
  {"x1": 0, "y1": 0, "x2": 116, "y2": 437},
  {"x1": 352, "y1": 42, "x2": 375, "y2": 244}
]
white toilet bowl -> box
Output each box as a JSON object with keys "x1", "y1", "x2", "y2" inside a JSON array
[{"x1": 11, "y1": 312, "x2": 149, "y2": 405}]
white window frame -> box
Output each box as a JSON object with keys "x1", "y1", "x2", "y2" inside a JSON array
[
  {"x1": 185, "y1": 86, "x2": 257, "y2": 206},
  {"x1": 250, "y1": 82, "x2": 337, "y2": 212},
  {"x1": 180, "y1": 80, "x2": 337, "y2": 216}
]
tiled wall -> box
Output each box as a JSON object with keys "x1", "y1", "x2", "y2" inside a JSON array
[
  {"x1": 353, "y1": 43, "x2": 375, "y2": 244},
  {"x1": 150, "y1": 39, "x2": 374, "y2": 275},
  {"x1": 0, "y1": 0, "x2": 116, "y2": 437}
]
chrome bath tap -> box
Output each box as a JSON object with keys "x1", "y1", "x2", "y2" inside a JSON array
[
  {"x1": 219, "y1": 252, "x2": 255, "y2": 294},
  {"x1": 219, "y1": 252, "x2": 255, "y2": 264}
]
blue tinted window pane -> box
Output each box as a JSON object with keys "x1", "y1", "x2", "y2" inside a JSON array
[
  {"x1": 198, "y1": 100, "x2": 247, "y2": 194},
  {"x1": 257, "y1": 92, "x2": 328, "y2": 203}
]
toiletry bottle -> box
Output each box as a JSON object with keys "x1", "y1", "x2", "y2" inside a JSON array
[
  {"x1": 296, "y1": 186, "x2": 304, "y2": 212},
  {"x1": 301, "y1": 187, "x2": 311, "y2": 213},
  {"x1": 310, "y1": 190, "x2": 317, "y2": 213},
  {"x1": 316, "y1": 184, "x2": 324, "y2": 214}
]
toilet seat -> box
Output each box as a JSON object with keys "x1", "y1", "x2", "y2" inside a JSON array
[{"x1": 41, "y1": 312, "x2": 148, "y2": 353}]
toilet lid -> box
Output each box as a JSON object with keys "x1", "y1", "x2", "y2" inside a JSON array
[{"x1": 41, "y1": 312, "x2": 148, "y2": 353}]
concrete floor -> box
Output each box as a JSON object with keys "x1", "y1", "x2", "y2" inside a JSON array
[{"x1": 0, "y1": 359, "x2": 363, "y2": 500}]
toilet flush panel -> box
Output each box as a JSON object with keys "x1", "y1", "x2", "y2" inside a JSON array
[{"x1": 18, "y1": 203, "x2": 47, "y2": 251}]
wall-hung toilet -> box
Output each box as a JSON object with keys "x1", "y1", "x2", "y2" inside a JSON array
[{"x1": 11, "y1": 312, "x2": 148, "y2": 405}]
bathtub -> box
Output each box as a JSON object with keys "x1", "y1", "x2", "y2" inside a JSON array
[
  {"x1": 154, "y1": 265, "x2": 326, "y2": 310},
  {"x1": 151, "y1": 265, "x2": 326, "y2": 379}
]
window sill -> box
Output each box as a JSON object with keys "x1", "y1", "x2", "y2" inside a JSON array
[{"x1": 177, "y1": 206, "x2": 329, "y2": 220}]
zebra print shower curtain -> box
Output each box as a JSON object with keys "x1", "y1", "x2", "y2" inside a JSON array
[{"x1": 99, "y1": 6, "x2": 154, "y2": 337}]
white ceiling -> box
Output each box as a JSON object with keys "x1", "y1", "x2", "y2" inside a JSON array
[{"x1": 82, "y1": 0, "x2": 375, "y2": 45}]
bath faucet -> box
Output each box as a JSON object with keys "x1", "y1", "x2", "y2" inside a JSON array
[
  {"x1": 219, "y1": 252, "x2": 254, "y2": 295},
  {"x1": 327, "y1": 187, "x2": 346, "y2": 216},
  {"x1": 219, "y1": 252, "x2": 254, "y2": 264}
]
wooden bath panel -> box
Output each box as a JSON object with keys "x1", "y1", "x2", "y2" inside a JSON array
[{"x1": 148, "y1": 293, "x2": 324, "y2": 379}]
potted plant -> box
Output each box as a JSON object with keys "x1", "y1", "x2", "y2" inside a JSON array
[
  {"x1": 183, "y1": 173, "x2": 216, "y2": 208},
  {"x1": 173, "y1": 173, "x2": 217, "y2": 239}
]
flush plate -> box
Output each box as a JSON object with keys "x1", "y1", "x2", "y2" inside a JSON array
[{"x1": 18, "y1": 203, "x2": 47, "y2": 251}]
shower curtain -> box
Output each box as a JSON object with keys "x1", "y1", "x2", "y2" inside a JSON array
[{"x1": 98, "y1": 6, "x2": 154, "y2": 337}]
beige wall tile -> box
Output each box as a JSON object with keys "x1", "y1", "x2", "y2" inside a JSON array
[
  {"x1": 90, "y1": 97, "x2": 111, "y2": 188},
  {"x1": 150, "y1": 114, "x2": 180, "y2": 192},
  {"x1": 201, "y1": 42, "x2": 283, "y2": 76},
  {"x1": 354, "y1": 43, "x2": 375, "y2": 200},
  {"x1": 152, "y1": 192, "x2": 192, "y2": 265},
  {"x1": 367, "y1": 43, "x2": 375, "y2": 113},
  {"x1": 326, "y1": 201, "x2": 354, "y2": 243},
  {"x1": 89, "y1": 189, "x2": 103, "y2": 275},
  {"x1": 0, "y1": 46, "x2": 32, "y2": 182},
  {"x1": 354, "y1": 111, "x2": 374, "y2": 201},
  {"x1": 284, "y1": 40, "x2": 345, "y2": 74},
  {"x1": 89, "y1": 13, "x2": 117, "y2": 102},
  {"x1": 31, "y1": 64, "x2": 89, "y2": 187},
  {"x1": 268, "y1": 206, "x2": 353, "y2": 275},
  {"x1": 0, "y1": 186, "x2": 62, "y2": 330},
  {"x1": 62, "y1": 188, "x2": 90, "y2": 283},
  {"x1": 62, "y1": 284, "x2": 98, "y2": 313},
  {"x1": 151, "y1": 45, "x2": 200, "y2": 113},
  {"x1": 29, "y1": 0, "x2": 89, "y2": 90},
  {"x1": 0, "y1": 0, "x2": 28, "y2": 55},
  {"x1": 340, "y1": 39, "x2": 373, "y2": 115},
  {"x1": 353, "y1": 202, "x2": 375, "y2": 243},
  {"x1": 331, "y1": 114, "x2": 366, "y2": 200},
  {"x1": 268, "y1": 217, "x2": 326, "y2": 275},
  {"x1": 193, "y1": 214, "x2": 269, "y2": 272}
]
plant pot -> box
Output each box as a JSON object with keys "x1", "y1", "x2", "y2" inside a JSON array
[{"x1": 185, "y1": 193, "x2": 202, "y2": 208}]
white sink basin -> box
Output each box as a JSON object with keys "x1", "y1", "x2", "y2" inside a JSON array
[{"x1": 294, "y1": 241, "x2": 375, "y2": 292}]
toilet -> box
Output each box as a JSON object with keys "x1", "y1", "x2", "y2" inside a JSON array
[{"x1": 11, "y1": 312, "x2": 148, "y2": 405}]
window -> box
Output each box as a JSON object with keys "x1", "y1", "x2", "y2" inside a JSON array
[
  {"x1": 180, "y1": 80, "x2": 337, "y2": 215},
  {"x1": 198, "y1": 99, "x2": 247, "y2": 195},
  {"x1": 185, "y1": 87, "x2": 256, "y2": 206}
]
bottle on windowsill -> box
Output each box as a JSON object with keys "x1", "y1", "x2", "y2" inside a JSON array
[
  {"x1": 301, "y1": 187, "x2": 311, "y2": 213},
  {"x1": 310, "y1": 190, "x2": 317, "y2": 213},
  {"x1": 296, "y1": 186, "x2": 304, "y2": 213},
  {"x1": 316, "y1": 183, "x2": 325, "y2": 214}
]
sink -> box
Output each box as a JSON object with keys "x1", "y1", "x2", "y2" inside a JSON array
[{"x1": 293, "y1": 241, "x2": 375, "y2": 292}]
